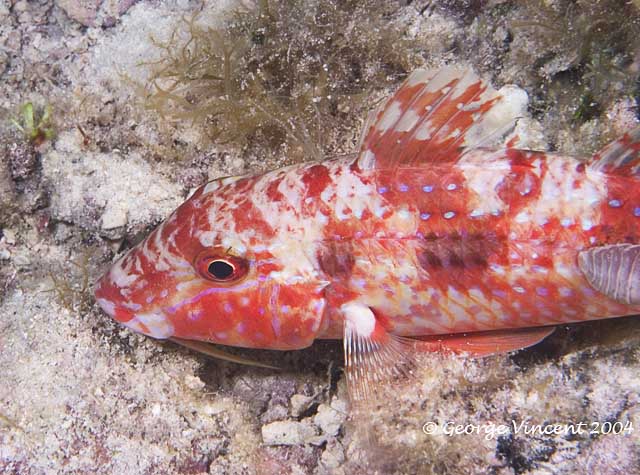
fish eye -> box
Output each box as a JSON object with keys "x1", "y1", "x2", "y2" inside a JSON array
[
  {"x1": 195, "y1": 249, "x2": 249, "y2": 283},
  {"x1": 208, "y1": 259, "x2": 235, "y2": 280}
]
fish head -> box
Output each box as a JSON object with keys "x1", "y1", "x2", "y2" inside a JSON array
[{"x1": 94, "y1": 174, "x2": 329, "y2": 350}]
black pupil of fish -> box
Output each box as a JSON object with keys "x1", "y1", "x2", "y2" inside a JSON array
[{"x1": 208, "y1": 260, "x2": 235, "y2": 280}]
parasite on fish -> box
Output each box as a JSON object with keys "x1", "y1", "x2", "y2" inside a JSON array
[{"x1": 95, "y1": 66, "x2": 640, "y2": 402}]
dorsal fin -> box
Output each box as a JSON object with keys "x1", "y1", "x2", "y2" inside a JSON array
[
  {"x1": 356, "y1": 66, "x2": 526, "y2": 170},
  {"x1": 590, "y1": 127, "x2": 640, "y2": 175}
]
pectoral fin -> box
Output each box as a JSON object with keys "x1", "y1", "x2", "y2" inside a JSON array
[
  {"x1": 578, "y1": 244, "x2": 640, "y2": 305},
  {"x1": 342, "y1": 302, "x2": 555, "y2": 403},
  {"x1": 342, "y1": 303, "x2": 418, "y2": 403}
]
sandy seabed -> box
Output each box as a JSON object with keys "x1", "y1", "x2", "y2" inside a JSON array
[{"x1": 1, "y1": 1, "x2": 640, "y2": 473}]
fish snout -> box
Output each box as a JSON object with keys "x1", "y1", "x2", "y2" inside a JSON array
[{"x1": 94, "y1": 270, "x2": 175, "y2": 339}]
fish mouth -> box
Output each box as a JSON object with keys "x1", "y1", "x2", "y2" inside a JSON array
[
  {"x1": 95, "y1": 294, "x2": 175, "y2": 339},
  {"x1": 94, "y1": 277, "x2": 175, "y2": 339},
  {"x1": 120, "y1": 309, "x2": 175, "y2": 339}
]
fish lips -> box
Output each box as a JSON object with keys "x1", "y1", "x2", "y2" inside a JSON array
[{"x1": 94, "y1": 277, "x2": 175, "y2": 339}]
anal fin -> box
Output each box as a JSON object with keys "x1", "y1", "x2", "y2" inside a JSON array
[{"x1": 413, "y1": 326, "x2": 555, "y2": 357}]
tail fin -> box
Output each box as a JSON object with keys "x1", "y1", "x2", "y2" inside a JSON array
[{"x1": 590, "y1": 127, "x2": 640, "y2": 175}]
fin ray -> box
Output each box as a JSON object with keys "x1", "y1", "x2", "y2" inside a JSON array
[
  {"x1": 591, "y1": 127, "x2": 640, "y2": 175},
  {"x1": 578, "y1": 243, "x2": 640, "y2": 305},
  {"x1": 357, "y1": 66, "x2": 524, "y2": 170},
  {"x1": 342, "y1": 303, "x2": 418, "y2": 403}
]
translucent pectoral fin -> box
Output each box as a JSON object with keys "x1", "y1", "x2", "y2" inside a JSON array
[
  {"x1": 342, "y1": 303, "x2": 419, "y2": 403},
  {"x1": 578, "y1": 244, "x2": 640, "y2": 305},
  {"x1": 341, "y1": 303, "x2": 555, "y2": 403}
]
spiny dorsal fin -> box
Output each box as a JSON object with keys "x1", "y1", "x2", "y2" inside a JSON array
[
  {"x1": 356, "y1": 66, "x2": 527, "y2": 170},
  {"x1": 591, "y1": 127, "x2": 640, "y2": 175}
]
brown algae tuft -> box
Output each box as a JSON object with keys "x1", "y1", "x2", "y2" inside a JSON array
[
  {"x1": 511, "y1": 0, "x2": 640, "y2": 125},
  {"x1": 48, "y1": 251, "x2": 95, "y2": 314},
  {"x1": 138, "y1": 0, "x2": 419, "y2": 162}
]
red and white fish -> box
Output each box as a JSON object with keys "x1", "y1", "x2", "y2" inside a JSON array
[{"x1": 95, "y1": 66, "x2": 640, "y2": 401}]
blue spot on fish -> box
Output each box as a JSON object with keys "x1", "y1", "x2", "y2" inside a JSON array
[
  {"x1": 378, "y1": 186, "x2": 388, "y2": 194},
  {"x1": 420, "y1": 212, "x2": 431, "y2": 220},
  {"x1": 559, "y1": 287, "x2": 572, "y2": 297},
  {"x1": 422, "y1": 185, "x2": 434, "y2": 192},
  {"x1": 492, "y1": 289, "x2": 507, "y2": 299},
  {"x1": 446, "y1": 183, "x2": 457, "y2": 191},
  {"x1": 398, "y1": 184, "x2": 409, "y2": 192},
  {"x1": 223, "y1": 302, "x2": 233, "y2": 313},
  {"x1": 609, "y1": 199, "x2": 622, "y2": 208},
  {"x1": 354, "y1": 278, "x2": 367, "y2": 288},
  {"x1": 443, "y1": 211, "x2": 455, "y2": 219},
  {"x1": 560, "y1": 217, "x2": 573, "y2": 227},
  {"x1": 634, "y1": 207, "x2": 640, "y2": 217},
  {"x1": 536, "y1": 286, "x2": 548, "y2": 296},
  {"x1": 188, "y1": 310, "x2": 204, "y2": 321}
]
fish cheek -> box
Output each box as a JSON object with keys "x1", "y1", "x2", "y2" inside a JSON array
[
  {"x1": 168, "y1": 294, "x2": 237, "y2": 341},
  {"x1": 267, "y1": 283, "x2": 328, "y2": 349}
]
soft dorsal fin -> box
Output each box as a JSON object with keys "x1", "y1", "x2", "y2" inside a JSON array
[
  {"x1": 356, "y1": 66, "x2": 526, "y2": 170},
  {"x1": 590, "y1": 127, "x2": 640, "y2": 175}
]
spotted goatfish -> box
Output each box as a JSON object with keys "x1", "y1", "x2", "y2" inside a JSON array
[{"x1": 95, "y1": 66, "x2": 640, "y2": 401}]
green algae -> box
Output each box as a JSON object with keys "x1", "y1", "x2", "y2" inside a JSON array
[{"x1": 9, "y1": 102, "x2": 55, "y2": 146}]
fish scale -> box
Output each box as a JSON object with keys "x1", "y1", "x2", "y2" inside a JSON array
[{"x1": 95, "y1": 66, "x2": 640, "y2": 401}]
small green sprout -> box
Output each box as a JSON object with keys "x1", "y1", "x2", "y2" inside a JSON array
[{"x1": 10, "y1": 102, "x2": 55, "y2": 146}]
